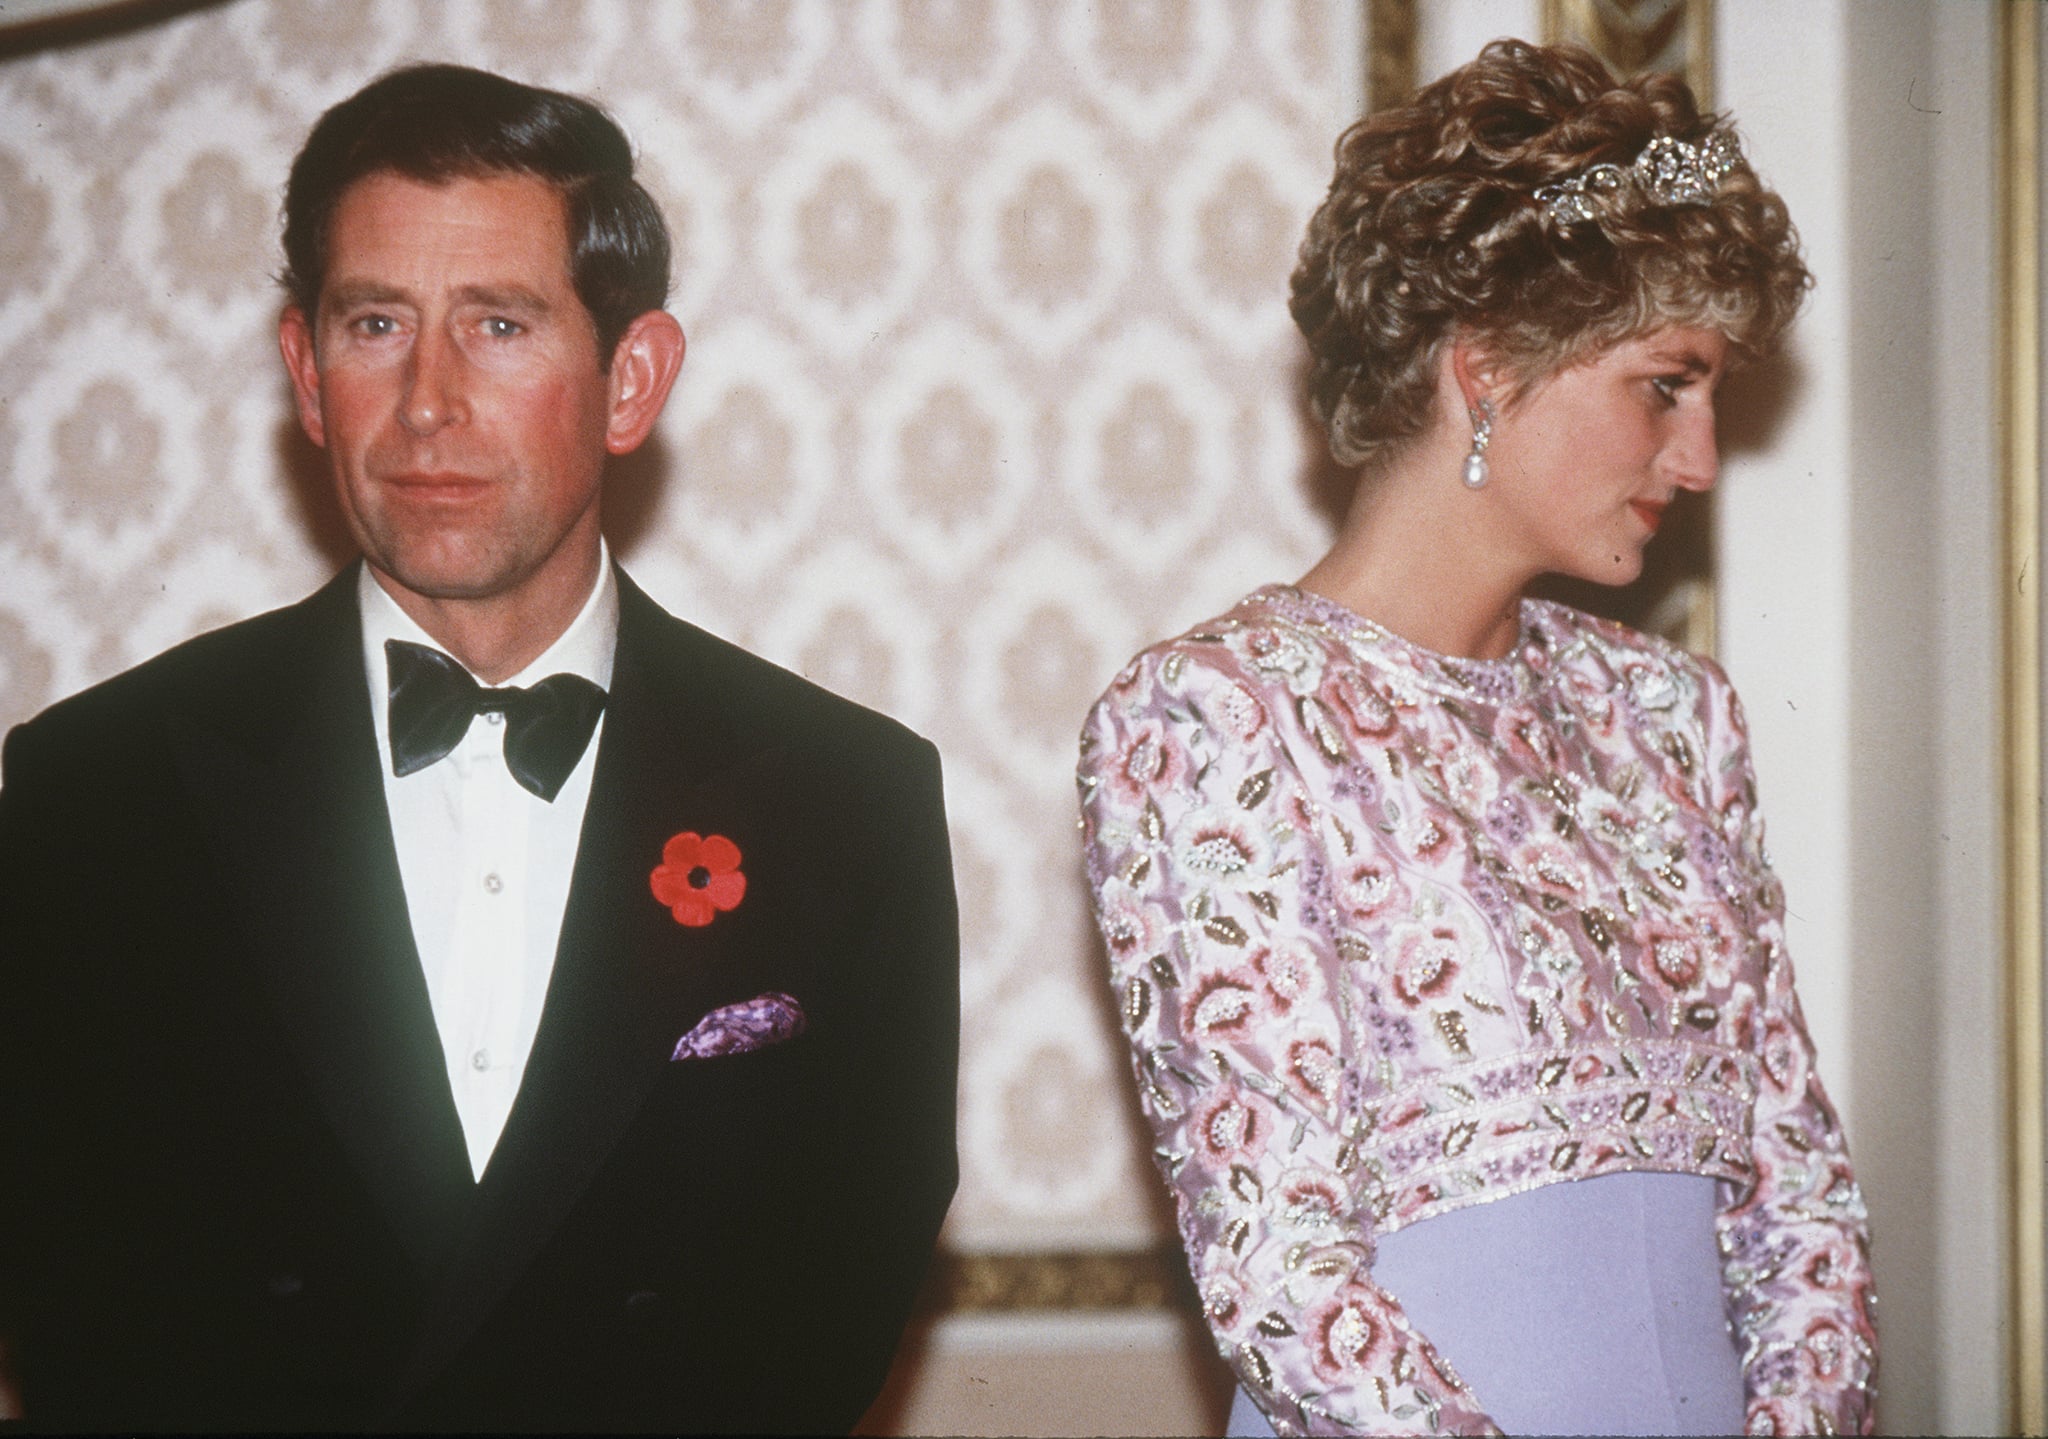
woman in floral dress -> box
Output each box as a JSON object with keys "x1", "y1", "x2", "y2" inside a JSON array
[{"x1": 1077, "y1": 40, "x2": 1875, "y2": 1438}]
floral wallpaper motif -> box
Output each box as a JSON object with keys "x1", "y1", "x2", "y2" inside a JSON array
[{"x1": 0, "y1": 0, "x2": 1344, "y2": 1251}]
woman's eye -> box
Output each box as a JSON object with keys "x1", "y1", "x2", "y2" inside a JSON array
[{"x1": 1650, "y1": 375, "x2": 1683, "y2": 405}]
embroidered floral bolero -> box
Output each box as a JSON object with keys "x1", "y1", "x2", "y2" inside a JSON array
[{"x1": 1077, "y1": 586, "x2": 1876, "y2": 1437}]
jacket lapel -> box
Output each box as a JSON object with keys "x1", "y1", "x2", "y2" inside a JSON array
[{"x1": 170, "y1": 572, "x2": 475, "y2": 1270}]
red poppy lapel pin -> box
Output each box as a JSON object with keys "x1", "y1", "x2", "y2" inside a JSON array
[{"x1": 650, "y1": 831, "x2": 746, "y2": 928}]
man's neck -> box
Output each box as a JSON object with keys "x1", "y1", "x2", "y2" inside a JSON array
[{"x1": 367, "y1": 549, "x2": 607, "y2": 684}]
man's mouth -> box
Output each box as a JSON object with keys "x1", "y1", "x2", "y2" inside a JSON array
[{"x1": 385, "y1": 471, "x2": 489, "y2": 498}]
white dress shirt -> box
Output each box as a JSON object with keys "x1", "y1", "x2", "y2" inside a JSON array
[{"x1": 359, "y1": 548, "x2": 619, "y2": 1179}]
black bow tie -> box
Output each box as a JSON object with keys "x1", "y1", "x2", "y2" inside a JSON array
[{"x1": 384, "y1": 639, "x2": 607, "y2": 802}]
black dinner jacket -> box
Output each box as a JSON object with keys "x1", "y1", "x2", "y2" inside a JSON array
[{"x1": 0, "y1": 566, "x2": 959, "y2": 1432}]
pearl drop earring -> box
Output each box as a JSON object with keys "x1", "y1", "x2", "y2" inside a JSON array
[{"x1": 1463, "y1": 399, "x2": 1495, "y2": 490}]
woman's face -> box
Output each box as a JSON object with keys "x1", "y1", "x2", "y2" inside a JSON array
[{"x1": 1486, "y1": 325, "x2": 1727, "y2": 587}]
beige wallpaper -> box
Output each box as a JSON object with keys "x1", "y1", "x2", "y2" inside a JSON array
[{"x1": 0, "y1": 0, "x2": 1346, "y2": 1253}]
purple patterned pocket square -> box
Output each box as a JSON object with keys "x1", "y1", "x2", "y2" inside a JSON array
[{"x1": 670, "y1": 991, "x2": 807, "y2": 1061}]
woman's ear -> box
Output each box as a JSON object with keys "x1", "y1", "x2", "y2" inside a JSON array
[{"x1": 1447, "y1": 335, "x2": 1507, "y2": 417}]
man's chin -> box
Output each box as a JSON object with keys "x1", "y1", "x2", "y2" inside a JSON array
[{"x1": 362, "y1": 554, "x2": 523, "y2": 607}]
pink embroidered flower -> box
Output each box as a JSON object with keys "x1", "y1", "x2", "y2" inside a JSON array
[
  {"x1": 1106, "y1": 716, "x2": 1185, "y2": 803},
  {"x1": 1211, "y1": 680, "x2": 1270, "y2": 743},
  {"x1": 1283, "y1": 780, "x2": 1324, "y2": 837},
  {"x1": 1285, "y1": 1036, "x2": 1342, "y2": 1108},
  {"x1": 1428, "y1": 732, "x2": 1497, "y2": 811},
  {"x1": 1095, "y1": 883, "x2": 1167, "y2": 965},
  {"x1": 1194, "y1": 1088, "x2": 1268, "y2": 1163},
  {"x1": 1183, "y1": 970, "x2": 1263, "y2": 1042},
  {"x1": 1404, "y1": 806, "x2": 1457, "y2": 864},
  {"x1": 1201, "y1": 1273, "x2": 1248, "y2": 1331},
  {"x1": 1253, "y1": 942, "x2": 1321, "y2": 1014},
  {"x1": 1388, "y1": 924, "x2": 1463, "y2": 1009},
  {"x1": 1802, "y1": 1237, "x2": 1859, "y2": 1292},
  {"x1": 1334, "y1": 857, "x2": 1404, "y2": 922},
  {"x1": 1720, "y1": 979, "x2": 1764, "y2": 1049},
  {"x1": 1568, "y1": 669, "x2": 1622, "y2": 740},
  {"x1": 1800, "y1": 1317, "x2": 1852, "y2": 1382},
  {"x1": 1234, "y1": 625, "x2": 1324, "y2": 693},
  {"x1": 1758, "y1": 1012, "x2": 1809, "y2": 1095},
  {"x1": 1495, "y1": 704, "x2": 1565, "y2": 771},
  {"x1": 1276, "y1": 1172, "x2": 1348, "y2": 1234},
  {"x1": 1642, "y1": 919, "x2": 1703, "y2": 992},
  {"x1": 650, "y1": 831, "x2": 747, "y2": 927},
  {"x1": 1745, "y1": 1398, "x2": 1801, "y2": 1437},
  {"x1": 1173, "y1": 810, "x2": 1268, "y2": 889},
  {"x1": 1512, "y1": 836, "x2": 1594, "y2": 907},
  {"x1": 1624, "y1": 660, "x2": 1683, "y2": 714},
  {"x1": 1323, "y1": 669, "x2": 1399, "y2": 741},
  {"x1": 1308, "y1": 1287, "x2": 1391, "y2": 1382}
]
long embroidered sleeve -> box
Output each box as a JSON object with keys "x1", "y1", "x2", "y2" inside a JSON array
[
  {"x1": 1081, "y1": 635, "x2": 1498, "y2": 1434},
  {"x1": 1076, "y1": 587, "x2": 1876, "y2": 1437},
  {"x1": 1698, "y1": 675, "x2": 1877, "y2": 1433}
]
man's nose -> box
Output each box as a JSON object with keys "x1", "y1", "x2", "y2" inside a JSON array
[{"x1": 400, "y1": 326, "x2": 467, "y2": 436}]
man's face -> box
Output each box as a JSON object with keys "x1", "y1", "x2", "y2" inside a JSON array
[{"x1": 280, "y1": 171, "x2": 621, "y2": 613}]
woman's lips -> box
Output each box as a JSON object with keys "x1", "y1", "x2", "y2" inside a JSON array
[{"x1": 1629, "y1": 499, "x2": 1668, "y2": 533}]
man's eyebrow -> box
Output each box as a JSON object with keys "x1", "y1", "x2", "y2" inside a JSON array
[
  {"x1": 453, "y1": 284, "x2": 554, "y2": 314},
  {"x1": 319, "y1": 282, "x2": 556, "y2": 314},
  {"x1": 321, "y1": 280, "x2": 411, "y2": 311}
]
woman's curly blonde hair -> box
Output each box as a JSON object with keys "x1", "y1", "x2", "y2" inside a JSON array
[{"x1": 1290, "y1": 39, "x2": 1810, "y2": 473}]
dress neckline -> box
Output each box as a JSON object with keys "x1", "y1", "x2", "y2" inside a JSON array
[{"x1": 1250, "y1": 583, "x2": 1546, "y2": 704}]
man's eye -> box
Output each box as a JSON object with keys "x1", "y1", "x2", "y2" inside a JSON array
[
  {"x1": 353, "y1": 314, "x2": 397, "y2": 337},
  {"x1": 484, "y1": 317, "x2": 524, "y2": 338}
]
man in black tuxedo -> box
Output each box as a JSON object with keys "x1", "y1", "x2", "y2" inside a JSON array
[{"x1": 0, "y1": 64, "x2": 958, "y2": 1432}]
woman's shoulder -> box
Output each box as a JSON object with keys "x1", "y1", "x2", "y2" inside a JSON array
[
  {"x1": 1091, "y1": 584, "x2": 1351, "y2": 707},
  {"x1": 1524, "y1": 597, "x2": 1736, "y2": 717}
]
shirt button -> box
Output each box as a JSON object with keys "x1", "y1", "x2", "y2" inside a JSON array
[
  {"x1": 482, "y1": 872, "x2": 503, "y2": 894},
  {"x1": 485, "y1": 711, "x2": 505, "y2": 726},
  {"x1": 471, "y1": 1049, "x2": 491, "y2": 1072}
]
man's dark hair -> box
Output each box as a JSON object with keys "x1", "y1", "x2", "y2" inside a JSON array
[{"x1": 281, "y1": 62, "x2": 671, "y2": 362}]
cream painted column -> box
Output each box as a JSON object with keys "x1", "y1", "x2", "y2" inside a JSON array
[
  {"x1": 1715, "y1": 0, "x2": 1857, "y2": 1114},
  {"x1": 1719, "y1": 3, "x2": 2004, "y2": 1433}
]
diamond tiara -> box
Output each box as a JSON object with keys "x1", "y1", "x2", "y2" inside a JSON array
[{"x1": 1533, "y1": 130, "x2": 1744, "y2": 226}]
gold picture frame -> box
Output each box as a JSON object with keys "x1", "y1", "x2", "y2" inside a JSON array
[
  {"x1": 2002, "y1": 3, "x2": 2046, "y2": 1430},
  {"x1": 1544, "y1": 0, "x2": 1714, "y2": 107}
]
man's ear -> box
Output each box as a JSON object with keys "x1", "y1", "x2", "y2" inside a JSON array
[
  {"x1": 278, "y1": 306, "x2": 326, "y2": 449},
  {"x1": 604, "y1": 310, "x2": 686, "y2": 456}
]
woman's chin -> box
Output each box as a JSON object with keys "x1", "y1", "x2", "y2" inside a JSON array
[{"x1": 1589, "y1": 550, "x2": 1648, "y2": 588}]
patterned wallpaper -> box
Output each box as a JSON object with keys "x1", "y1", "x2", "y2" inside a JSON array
[{"x1": 0, "y1": 0, "x2": 1347, "y2": 1251}]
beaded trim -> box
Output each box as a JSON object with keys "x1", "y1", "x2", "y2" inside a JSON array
[{"x1": 1351, "y1": 1037, "x2": 1761, "y2": 1233}]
